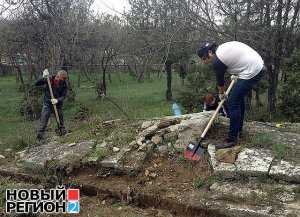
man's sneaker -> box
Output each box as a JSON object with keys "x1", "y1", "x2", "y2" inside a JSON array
[
  {"x1": 215, "y1": 138, "x2": 237, "y2": 150},
  {"x1": 239, "y1": 131, "x2": 243, "y2": 139},
  {"x1": 37, "y1": 134, "x2": 44, "y2": 141},
  {"x1": 55, "y1": 128, "x2": 68, "y2": 136}
]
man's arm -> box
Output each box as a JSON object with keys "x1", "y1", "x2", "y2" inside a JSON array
[
  {"x1": 35, "y1": 69, "x2": 50, "y2": 86},
  {"x1": 57, "y1": 82, "x2": 68, "y2": 103},
  {"x1": 35, "y1": 78, "x2": 46, "y2": 86},
  {"x1": 212, "y1": 57, "x2": 227, "y2": 93}
]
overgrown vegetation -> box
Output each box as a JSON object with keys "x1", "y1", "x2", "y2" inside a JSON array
[
  {"x1": 272, "y1": 143, "x2": 287, "y2": 160},
  {"x1": 194, "y1": 175, "x2": 224, "y2": 190},
  {"x1": 248, "y1": 133, "x2": 274, "y2": 148},
  {"x1": 279, "y1": 49, "x2": 300, "y2": 122},
  {"x1": 176, "y1": 64, "x2": 216, "y2": 113}
]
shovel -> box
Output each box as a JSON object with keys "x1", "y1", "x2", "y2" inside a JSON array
[
  {"x1": 45, "y1": 70, "x2": 63, "y2": 136},
  {"x1": 184, "y1": 78, "x2": 236, "y2": 161}
]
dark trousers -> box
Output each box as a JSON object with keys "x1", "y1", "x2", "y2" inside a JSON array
[
  {"x1": 228, "y1": 71, "x2": 264, "y2": 141},
  {"x1": 37, "y1": 103, "x2": 65, "y2": 138}
]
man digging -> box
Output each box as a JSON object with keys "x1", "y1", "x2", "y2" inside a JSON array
[
  {"x1": 35, "y1": 69, "x2": 68, "y2": 141},
  {"x1": 198, "y1": 41, "x2": 265, "y2": 149}
]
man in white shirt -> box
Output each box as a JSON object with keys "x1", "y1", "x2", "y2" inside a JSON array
[{"x1": 198, "y1": 41, "x2": 265, "y2": 149}]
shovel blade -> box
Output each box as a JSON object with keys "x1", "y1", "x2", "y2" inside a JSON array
[{"x1": 184, "y1": 141, "x2": 205, "y2": 161}]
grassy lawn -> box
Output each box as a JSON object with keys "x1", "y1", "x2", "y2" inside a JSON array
[{"x1": 0, "y1": 72, "x2": 183, "y2": 151}]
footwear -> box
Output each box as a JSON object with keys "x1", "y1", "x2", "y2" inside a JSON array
[
  {"x1": 55, "y1": 128, "x2": 67, "y2": 136},
  {"x1": 37, "y1": 134, "x2": 44, "y2": 141},
  {"x1": 239, "y1": 131, "x2": 243, "y2": 139},
  {"x1": 216, "y1": 138, "x2": 237, "y2": 150}
]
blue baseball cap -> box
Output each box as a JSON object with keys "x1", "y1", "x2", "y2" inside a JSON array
[{"x1": 197, "y1": 42, "x2": 217, "y2": 58}]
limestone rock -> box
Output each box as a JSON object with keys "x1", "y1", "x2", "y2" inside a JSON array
[
  {"x1": 151, "y1": 135, "x2": 162, "y2": 145},
  {"x1": 113, "y1": 147, "x2": 120, "y2": 152},
  {"x1": 139, "y1": 124, "x2": 159, "y2": 138},
  {"x1": 122, "y1": 149, "x2": 149, "y2": 173},
  {"x1": 208, "y1": 144, "x2": 237, "y2": 178},
  {"x1": 97, "y1": 141, "x2": 107, "y2": 148},
  {"x1": 269, "y1": 160, "x2": 300, "y2": 183},
  {"x1": 174, "y1": 114, "x2": 211, "y2": 149},
  {"x1": 19, "y1": 140, "x2": 94, "y2": 174},
  {"x1": 100, "y1": 147, "x2": 130, "y2": 169},
  {"x1": 235, "y1": 148, "x2": 273, "y2": 176},
  {"x1": 157, "y1": 118, "x2": 180, "y2": 129},
  {"x1": 68, "y1": 142, "x2": 76, "y2": 147},
  {"x1": 209, "y1": 182, "x2": 297, "y2": 205},
  {"x1": 136, "y1": 137, "x2": 145, "y2": 146},
  {"x1": 158, "y1": 145, "x2": 168, "y2": 155},
  {"x1": 141, "y1": 120, "x2": 157, "y2": 130},
  {"x1": 215, "y1": 146, "x2": 242, "y2": 164}
]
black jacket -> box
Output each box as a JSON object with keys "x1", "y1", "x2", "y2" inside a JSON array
[{"x1": 35, "y1": 75, "x2": 68, "y2": 106}]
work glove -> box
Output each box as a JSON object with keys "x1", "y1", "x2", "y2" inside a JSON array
[
  {"x1": 219, "y1": 93, "x2": 228, "y2": 101},
  {"x1": 231, "y1": 75, "x2": 238, "y2": 81},
  {"x1": 51, "y1": 98, "x2": 58, "y2": 105},
  {"x1": 42, "y1": 69, "x2": 49, "y2": 78}
]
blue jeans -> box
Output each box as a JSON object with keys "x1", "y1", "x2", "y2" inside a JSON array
[
  {"x1": 37, "y1": 103, "x2": 65, "y2": 138},
  {"x1": 228, "y1": 71, "x2": 264, "y2": 141}
]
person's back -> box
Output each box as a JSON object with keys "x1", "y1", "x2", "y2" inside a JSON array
[{"x1": 216, "y1": 41, "x2": 264, "y2": 79}]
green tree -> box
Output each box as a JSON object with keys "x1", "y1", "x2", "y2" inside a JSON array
[{"x1": 278, "y1": 49, "x2": 300, "y2": 122}]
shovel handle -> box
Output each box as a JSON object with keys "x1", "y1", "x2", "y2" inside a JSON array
[
  {"x1": 200, "y1": 79, "x2": 236, "y2": 138},
  {"x1": 46, "y1": 75, "x2": 61, "y2": 126}
]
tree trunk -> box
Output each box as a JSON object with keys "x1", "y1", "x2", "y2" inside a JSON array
[
  {"x1": 77, "y1": 71, "x2": 81, "y2": 88},
  {"x1": 15, "y1": 65, "x2": 25, "y2": 89},
  {"x1": 102, "y1": 70, "x2": 107, "y2": 96},
  {"x1": 108, "y1": 71, "x2": 112, "y2": 83},
  {"x1": 254, "y1": 88, "x2": 262, "y2": 108},
  {"x1": 165, "y1": 60, "x2": 172, "y2": 101},
  {"x1": 268, "y1": 0, "x2": 283, "y2": 113}
]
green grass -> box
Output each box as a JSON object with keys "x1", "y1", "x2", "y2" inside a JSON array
[
  {"x1": 248, "y1": 133, "x2": 274, "y2": 148},
  {"x1": 0, "y1": 72, "x2": 182, "y2": 152},
  {"x1": 66, "y1": 72, "x2": 179, "y2": 120},
  {"x1": 272, "y1": 143, "x2": 287, "y2": 159},
  {"x1": 193, "y1": 177, "x2": 206, "y2": 189}
]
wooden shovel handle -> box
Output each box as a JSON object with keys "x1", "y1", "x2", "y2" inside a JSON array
[
  {"x1": 46, "y1": 75, "x2": 61, "y2": 126},
  {"x1": 200, "y1": 79, "x2": 236, "y2": 138}
]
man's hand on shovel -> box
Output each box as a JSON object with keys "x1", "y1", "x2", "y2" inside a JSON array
[
  {"x1": 43, "y1": 69, "x2": 49, "y2": 78},
  {"x1": 51, "y1": 98, "x2": 58, "y2": 105}
]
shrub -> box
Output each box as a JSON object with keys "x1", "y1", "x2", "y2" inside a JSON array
[
  {"x1": 19, "y1": 84, "x2": 43, "y2": 120},
  {"x1": 176, "y1": 63, "x2": 216, "y2": 113},
  {"x1": 278, "y1": 49, "x2": 300, "y2": 122}
]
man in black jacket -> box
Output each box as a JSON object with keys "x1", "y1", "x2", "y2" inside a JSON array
[{"x1": 36, "y1": 69, "x2": 68, "y2": 140}]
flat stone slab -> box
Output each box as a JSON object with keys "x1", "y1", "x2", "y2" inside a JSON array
[
  {"x1": 18, "y1": 141, "x2": 94, "y2": 174},
  {"x1": 270, "y1": 160, "x2": 300, "y2": 183},
  {"x1": 210, "y1": 181, "x2": 297, "y2": 204},
  {"x1": 100, "y1": 147, "x2": 132, "y2": 169},
  {"x1": 235, "y1": 148, "x2": 274, "y2": 176},
  {"x1": 209, "y1": 144, "x2": 300, "y2": 183},
  {"x1": 208, "y1": 144, "x2": 236, "y2": 178}
]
